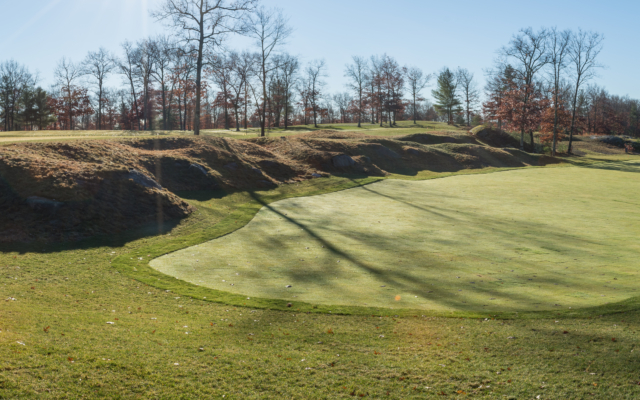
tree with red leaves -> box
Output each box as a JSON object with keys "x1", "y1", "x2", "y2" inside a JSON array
[
  {"x1": 540, "y1": 103, "x2": 571, "y2": 148},
  {"x1": 496, "y1": 80, "x2": 549, "y2": 151}
]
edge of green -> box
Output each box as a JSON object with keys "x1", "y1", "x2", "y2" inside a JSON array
[{"x1": 112, "y1": 163, "x2": 640, "y2": 320}]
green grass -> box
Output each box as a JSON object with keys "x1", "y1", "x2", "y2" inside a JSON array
[
  {"x1": 208, "y1": 121, "x2": 465, "y2": 138},
  {"x1": 0, "y1": 130, "x2": 180, "y2": 146},
  {"x1": 151, "y1": 164, "x2": 640, "y2": 316},
  {"x1": 0, "y1": 121, "x2": 464, "y2": 145},
  {"x1": 3, "y1": 159, "x2": 640, "y2": 398}
]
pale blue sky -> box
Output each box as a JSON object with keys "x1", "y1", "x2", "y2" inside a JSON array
[{"x1": 1, "y1": 0, "x2": 637, "y2": 100}]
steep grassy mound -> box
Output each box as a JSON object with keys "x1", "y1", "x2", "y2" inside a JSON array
[
  {"x1": 471, "y1": 125, "x2": 522, "y2": 149},
  {"x1": 248, "y1": 132, "x2": 548, "y2": 177},
  {"x1": 0, "y1": 133, "x2": 553, "y2": 242},
  {"x1": 0, "y1": 142, "x2": 195, "y2": 243}
]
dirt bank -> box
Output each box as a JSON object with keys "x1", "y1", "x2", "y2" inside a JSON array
[{"x1": 0, "y1": 132, "x2": 551, "y2": 243}]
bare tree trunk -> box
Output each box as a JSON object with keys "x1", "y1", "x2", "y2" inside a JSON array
[
  {"x1": 192, "y1": 23, "x2": 205, "y2": 135},
  {"x1": 178, "y1": 96, "x2": 183, "y2": 131},
  {"x1": 161, "y1": 86, "x2": 167, "y2": 130},
  {"x1": 244, "y1": 85, "x2": 248, "y2": 130},
  {"x1": 552, "y1": 89, "x2": 559, "y2": 156},
  {"x1": 234, "y1": 101, "x2": 240, "y2": 132},
  {"x1": 98, "y1": 82, "x2": 103, "y2": 130},
  {"x1": 260, "y1": 61, "x2": 267, "y2": 136},
  {"x1": 567, "y1": 85, "x2": 580, "y2": 154},
  {"x1": 413, "y1": 93, "x2": 417, "y2": 125},
  {"x1": 67, "y1": 86, "x2": 73, "y2": 130},
  {"x1": 284, "y1": 90, "x2": 289, "y2": 130},
  {"x1": 224, "y1": 94, "x2": 229, "y2": 130},
  {"x1": 530, "y1": 130, "x2": 535, "y2": 153}
]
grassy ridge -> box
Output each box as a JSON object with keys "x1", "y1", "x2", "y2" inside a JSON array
[{"x1": 0, "y1": 121, "x2": 464, "y2": 145}]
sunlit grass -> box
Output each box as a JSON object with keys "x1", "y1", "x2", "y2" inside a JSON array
[
  {"x1": 3, "y1": 162, "x2": 640, "y2": 398},
  {"x1": 152, "y1": 163, "x2": 640, "y2": 313},
  {"x1": 0, "y1": 121, "x2": 465, "y2": 144}
]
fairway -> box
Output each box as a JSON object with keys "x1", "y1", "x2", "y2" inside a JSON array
[{"x1": 151, "y1": 163, "x2": 640, "y2": 312}]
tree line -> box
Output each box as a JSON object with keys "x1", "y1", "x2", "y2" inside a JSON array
[{"x1": 0, "y1": 1, "x2": 632, "y2": 152}]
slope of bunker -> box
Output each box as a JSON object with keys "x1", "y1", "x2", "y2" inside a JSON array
[{"x1": 151, "y1": 163, "x2": 640, "y2": 312}]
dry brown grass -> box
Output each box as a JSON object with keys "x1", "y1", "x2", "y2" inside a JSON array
[{"x1": 1, "y1": 131, "x2": 555, "y2": 243}]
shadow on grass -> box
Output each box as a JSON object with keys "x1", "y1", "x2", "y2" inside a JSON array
[
  {"x1": 0, "y1": 217, "x2": 183, "y2": 256},
  {"x1": 176, "y1": 189, "x2": 229, "y2": 202},
  {"x1": 237, "y1": 178, "x2": 626, "y2": 313},
  {"x1": 582, "y1": 160, "x2": 640, "y2": 173}
]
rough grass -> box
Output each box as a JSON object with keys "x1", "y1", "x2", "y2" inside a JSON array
[
  {"x1": 151, "y1": 164, "x2": 640, "y2": 315},
  {"x1": 0, "y1": 121, "x2": 465, "y2": 145},
  {"x1": 3, "y1": 158, "x2": 640, "y2": 398},
  {"x1": 217, "y1": 121, "x2": 465, "y2": 138},
  {"x1": 0, "y1": 130, "x2": 173, "y2": 145}
]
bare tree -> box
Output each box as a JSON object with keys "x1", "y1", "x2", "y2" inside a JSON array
[
  {"x1": 209, "y1": 53, "x2": 234, "y2": 130},
  {"x1": 333, "y1": 92, "x2": 351, "y2": 123},
  {"x1": 345, "y1": 56, "x2": 368, "y2": 127},
  {"x1": 152, "y1": 0, "x2": 256, "y2": 136},
  {"x1": 499, "y1": 27, "x2": 550, "y2": 150},
  {"x1": 134, "y1": 39, "x2": 158, "y2": 130},
  {"x1": 378, "y1": 55, "x2": 404, "y2": 126},
  {"x1": 369, "y1": 55, "x2": 385, "y2": 126},
  {"x1": 567, "y1": 29, "x2": 604, "y2": 153},
  {"x1": 305, "y1": 59, "x2": 326, "y2": 128},
  {"x1": 224, "y1": 51, "x2": 257, "y2": 132},
  {"x1": 405, "y1": 66, "x2": 431, "y2": 125},
  {"x1": 152, "y1": 36, "x2": 177, "y2": 130},
  {"x1": 81, "y1": 48, "x2": 115, "y2": 130},
  {"x1": 545, "y1": 28, "x2": 572, "y2": 156},
  {"x1": 243, "y1": 7, "x2": 292, "y2": 136},
  {"x1": 0, "y1": 61, "x2": 36, "y2": 131},
  {"x1": 116, "y1": 42, "x2": 142, "y2": 131},
  {"x1": 174, "y1": 48, "x2": 198, "y2": 131},
  {"x1": 240, "y1": 52, "x2": 258, "y2": 130},
  {"x1": 277, "y1": 53, "x2": 299, "y2": 130},
  {"x1": 456, "y1": 68, "x2": 478, "y2": 127},
  {"x1": 54, "y1": 57, "x2": 82, "y2": 130}
]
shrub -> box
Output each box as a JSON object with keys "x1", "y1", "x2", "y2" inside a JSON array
[{"x1": 598, "y1": 136, "x2": 627, "y2": 148}]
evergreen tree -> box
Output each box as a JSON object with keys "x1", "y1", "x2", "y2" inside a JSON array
[
  {"x1": 33, "y1": 88, "x2": 56, "y2": 130},
  {"x1": 18, "y1": 87, "x2": 55, "y2": 130},
  {"x1": 432, "y1": 67, "x2": 461, "y2": 124}
]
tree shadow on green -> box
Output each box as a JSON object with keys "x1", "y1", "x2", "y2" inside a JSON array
[{"x1": 238, "y1": 185, "x2": 627, "y2": 314}]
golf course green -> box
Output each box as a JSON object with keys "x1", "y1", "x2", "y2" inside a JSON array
[{"x1": 152, "y1": 162, "x2": 640, "y2": 312}]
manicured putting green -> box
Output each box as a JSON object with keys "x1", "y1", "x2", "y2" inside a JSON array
[{"x1": 151, "y1": 162, "x2": 640, "y2": 312}]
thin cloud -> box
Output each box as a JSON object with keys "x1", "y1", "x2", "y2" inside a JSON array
[{"x1": 0, "y1": 0, "x2": 63, "y2": 51}]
